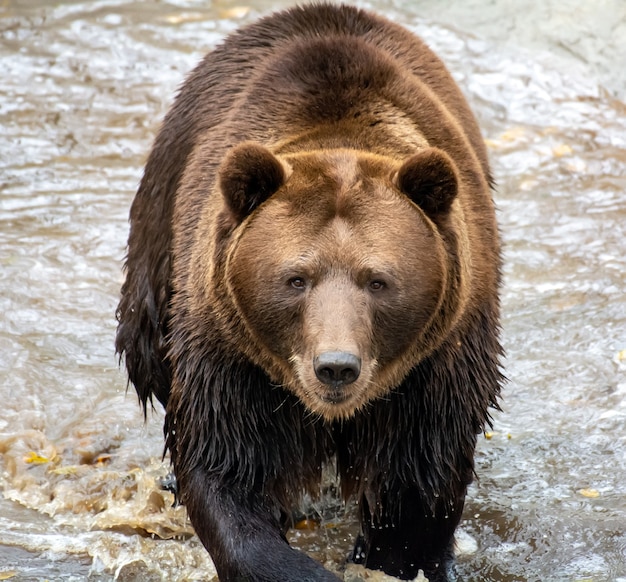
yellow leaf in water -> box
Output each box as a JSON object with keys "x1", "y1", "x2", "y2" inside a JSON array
[
  {"x1": 164, "y1": 12, "x2": 206, "y2": 25},
  {"x1": 0, "y1": 572, "x2": 18, "y2": 580},
  {"x1": 499, "y1": 127, "x2": 526, "y2": 142},
  {"x1": 94, "y1": 454, "x2": 112, "y2": 465},
  {"x1": 485, "y1": 127, "x2": 526, "y2": 149},
  {"x1": 553, "y1": 144, "x2": 573, "y2": 157},
  {"x1": 484, "y1": 432, "x2": 493, "y2": 440},
  {"x1": 579, "y1": 488, "x2": 600, "y2": 498},
  {"x1": 24, "y1": 451, "x2": 50, "y2": 465},
  {"x1": 220, "y1": 6, "x2": 250, "y2": 19},
  {"x1": 294, "y1": 519, "x2": 319, "y2": 530},
  {"x1": 616, "y1": 349, "x2": 626, "y2": 361}
]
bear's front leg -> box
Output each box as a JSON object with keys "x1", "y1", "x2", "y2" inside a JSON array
[
  {"x1": 354, "y1": 487, "x2": 464, "y2": 582},
  {"x1": 180, "y1": 468, "x2": 340, "y2": 582}
]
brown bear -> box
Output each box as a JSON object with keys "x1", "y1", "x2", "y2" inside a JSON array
[{"x1": 116, "y1": 3, "x2": 503, "y2": 581}]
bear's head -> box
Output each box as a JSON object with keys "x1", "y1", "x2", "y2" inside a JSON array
[{"x1": 215, "y1": 142, "x2": 463, "y2": 420}]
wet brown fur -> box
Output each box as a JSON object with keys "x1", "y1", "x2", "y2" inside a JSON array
[{"x1": 116, "y1": 4, "x2": 502, "y2": 581}]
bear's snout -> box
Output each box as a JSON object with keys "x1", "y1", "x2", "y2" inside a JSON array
[{"x1": 314, "y1": 351, "x2": 361, "y2": 389}]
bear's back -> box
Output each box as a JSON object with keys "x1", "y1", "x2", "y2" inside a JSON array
[{"x1": 181, "y1": 4, "x2": 488, "y2": 172}]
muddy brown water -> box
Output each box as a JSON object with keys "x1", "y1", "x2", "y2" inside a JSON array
[{"x1": 1, "y1": 0, "x2": 625, "y2": 580}]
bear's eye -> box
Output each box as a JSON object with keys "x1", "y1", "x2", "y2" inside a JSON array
[
  {"x1": 369, "y1": 280, "x2": 386, "y2": 292},
  {"x1": 289, "y1": 277, "x2": 307, "y2": 290}
]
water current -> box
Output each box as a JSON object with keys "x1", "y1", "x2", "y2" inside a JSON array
[{"x1": 1, "y1": 0, "x2": 625, "y2": 580}]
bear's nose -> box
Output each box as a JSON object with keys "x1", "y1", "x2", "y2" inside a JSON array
[{"x1": 314, "y1": 351, "x2": 361, "y2": 387}]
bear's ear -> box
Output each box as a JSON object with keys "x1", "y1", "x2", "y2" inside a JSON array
[
  {"x1": 219, "y1": 142, "x2": 288, "y2": 221},
  {"x1": 394, "y1": 148, "x2": 458, "y2": 217}
]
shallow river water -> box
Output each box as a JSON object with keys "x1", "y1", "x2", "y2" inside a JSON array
[{"x1": 1, "y1": 1, "x2": 625, "y2": 580}]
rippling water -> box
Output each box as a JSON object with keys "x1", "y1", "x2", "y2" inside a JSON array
[{"x1": 1, "y1": 1, "x2": 625, "y2": 580}]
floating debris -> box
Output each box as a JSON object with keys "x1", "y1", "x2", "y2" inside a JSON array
[
  {"x1": 24, "y1": 451, "x2": 52, "y2": 465},
  {"x1": 219, "y1": 6, "x2": 251, "y2": 19},
  {"x1": 578, "y1": 488, "x2": 600, "y2": 498}
]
